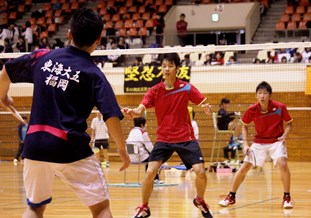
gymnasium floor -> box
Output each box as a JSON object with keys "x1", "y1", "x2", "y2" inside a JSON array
[{"x1": 0, "y1": 160, "x2": 310, "y2": 218}]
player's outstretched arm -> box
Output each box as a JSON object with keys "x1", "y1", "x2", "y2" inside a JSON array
[
  {"x1": 200, "y1": 100, "x2": 212, "y2": 115},
  {"x1": 105, "y1": 116, "x2": 130, "y2": 171},
  {"x1": 121, "y1": 104, "x2": 145, "y2": 118},
  {"x1": 0, "y1": 66, "x2": 12, "y2": 108}
]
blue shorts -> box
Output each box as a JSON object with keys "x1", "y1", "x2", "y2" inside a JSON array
[{"x1": 148, "y1": 140, "x2": 204, "y2": 169}]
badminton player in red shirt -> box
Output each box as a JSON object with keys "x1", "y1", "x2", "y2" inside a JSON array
[
  {"x1": 123, "y1": 53, "x2": 213, "y2": 218},
  {"x1": 219, "y1": 81, "x2": 294, "y2": 209}
]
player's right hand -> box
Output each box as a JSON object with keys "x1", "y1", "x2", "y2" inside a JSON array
[
  {"x1": 0, "y1": 95, "x2": 14, "y2": 109},
  {"x1": 243, "y1": 144, "x2": 250, "y2": 155},
  {"x1": 118, "y1": 149, "x2": 130, "y2": 171}
]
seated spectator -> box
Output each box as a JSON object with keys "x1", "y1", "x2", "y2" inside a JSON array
[
  {"x1": 107, "y1": 41, "x2": 122, "y2": 67},
  {"x1": 39, "y1": 36, "x2": 51, "y2": 49},
  {"x1": 211, "y1": 52, "x2": 224, "y2": 65},
  {"x1": 16, "y1": 36, "x2": 26, "y2": 52},
  {"x1": 52, "y1": 38, "x2": 64, "y2": 49},
  {"x1": 280, "y1": 56, "x2": 288, "y2": 63},
  {"x1": 126, "y1": 117, "x2": 163, "y2": 184},
  {"x1": 133, "y1": 56, "x2": 144, "y2": 67},
  {"x1": 223, "y1": 134, "x2": 243, "y2": 162},
  {"x1": 4, "y1": 38, "x2": 13, "y2": 53},
  {"x1": 277, "y1": 48, "x2": 291, "y2": 63},
  {"x1": 203, "y1": 53, "x2": 212, "y2": 66},
  {"x1": 302, "y1": 47, "x2": 311, "y2": 63},
  {"x1": 181, "y1": 54, "x2": 195, "y2": 67},
  {"x1": 106, "y1": 37, "x2": 115, "y2": 50},
  {"x1": 226, "y1": 56, "x2": 239, "y2": 65},
  {"x1": 253, "y1": 58, "x2": 263, "y2": 64},
  {"x1": 92, "y1": 44, "x2": 108, "y2": 66},
  {"x1": 117, "y1": 36, "x2": 129, "y2": 49},
  {"x1": 290, "y1": 52, "x2": 303, "y2": 63}
]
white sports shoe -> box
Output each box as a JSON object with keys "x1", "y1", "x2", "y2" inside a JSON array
[
  {"x1": 13, "y1": 159, "x2": 18, "y2": 166},
  {"x1": 283, "y1": 196, "x2": 293, "y2": 209},
  {"x1": 218, "y1": 194, "x2": 235, "y2": 207},
  {"x1": 154, "y1": 179, "x2": 164, "y2": 184}
]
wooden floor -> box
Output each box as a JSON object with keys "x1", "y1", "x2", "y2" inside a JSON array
[{"x1": 0, "y1": 160, "x2": 310, "y2": 218}]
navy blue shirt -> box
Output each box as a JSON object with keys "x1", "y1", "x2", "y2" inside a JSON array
[{"x1": 5, "y1": 46, "x2": 123, "y2": 163}]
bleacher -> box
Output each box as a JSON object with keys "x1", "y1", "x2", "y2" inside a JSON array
[{"x1": 276, "y1": 1, "x2": 311, "y2": 37}]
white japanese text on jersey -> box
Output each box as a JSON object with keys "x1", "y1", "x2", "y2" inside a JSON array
[{"x1": 41, "y1": 60, "x2": 80, "y2": 91}]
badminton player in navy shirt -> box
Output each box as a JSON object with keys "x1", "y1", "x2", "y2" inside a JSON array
[{"x1": 0, "y1": 8, "x2": 130, "y2": 218}]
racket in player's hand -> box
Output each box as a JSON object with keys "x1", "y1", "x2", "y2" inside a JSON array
[{"x1": 0, "y1": 95, "x2": 26, "y2": 124}]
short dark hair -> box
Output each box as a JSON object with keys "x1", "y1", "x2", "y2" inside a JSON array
[
  {"x1": 133, "y1": 117, "x2": 146, "y2": 127},
  {"x1": 136, "y1": 57, "x2": 142, "y2": 62},
  {"x1": 220, "y1": 97, "x2": 230, "y2": 105},
  {"x1": 70, "y1": 7, "x2": 103, "y2": 47},
  {"x1": 161, "y1": 53, "x2": 181, "y2": 67},
  {"x1": 256, "y1": 81, "x2": 272, "y2": 94},
  {"x1": 180, "y1": 13, "x2": 185, "y2": 17}
]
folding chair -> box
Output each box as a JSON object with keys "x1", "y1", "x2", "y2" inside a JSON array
[
  {"x1": 209, "y1": 112, "x2": 234, "y2": 164},
  {"x1": 124, "y1": 143, "x2": 146, "y2": 184}
]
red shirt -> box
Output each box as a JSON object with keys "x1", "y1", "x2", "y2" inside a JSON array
[
  {"x1": 176, "y1": 20, "x2": 188, "y2": 35},
  {"x1": 242, "y1": 100, "x2": 292, "y2": 144},
  {"x1": 141, "y1": 79, "x2": 206, "y2": 143}
]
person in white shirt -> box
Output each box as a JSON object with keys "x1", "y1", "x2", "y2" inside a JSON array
[
  {"x1": 22, "y1": 21, "x2": 33, "y2": 51},
  {"x1": 91, "y1": 112, "x2": 110, "y2": 167},
  {"x1": 191, "y1": 110, "x2": 199, "y2": 141},
  {"x1": 0, "y1": 24, "x2": 11, "y2": 41},
  {"x1": 126, "y1": 117, "x2": 162, "y2": 183}
]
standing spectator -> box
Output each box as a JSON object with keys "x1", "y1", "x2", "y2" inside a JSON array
[
  {"x1": 126, "y1": 117, "x2": 163, "y2": 184},
  {"x1": 176, "y1": 13, "x2": 188, "y2": 46},
  {"x1": 219, "y1": 81, "x2": 294, "y2": 209},
  {"x1": 0, "y1": 8, "x2": 130, "y2": 217},
  {"x1": 13, "y1": 115, "x2": 28, "y2": 165},
  {"x1": 123, "y1": 53, "x2": 213, "y2": 218},
  {"x1": 155, "y1": 15, "x2": 165, "y2": 47},
  {"x1": 0, "y1": 24, "x2": 11, "y2": 41},
  {"x1": 22, "y1": 21, "x2": 33, "y2": 51},
  {"x1": 91, "y1": 112, "x2": 110, "y2": 167},
  {"x1": 8, "y1": 22, "x2": 20, "y2": 44}
]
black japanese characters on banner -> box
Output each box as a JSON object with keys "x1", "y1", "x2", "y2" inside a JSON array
[{"x1": 124, "y1": 65, "x2": 191, "y2": 93}]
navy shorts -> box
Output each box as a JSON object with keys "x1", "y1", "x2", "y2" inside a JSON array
[
  {"x1": 94, "y1": 139, "x2": 110, "y2": 149},
  {"x1": 148, "y1": 140, "x2": 204, "y2": 169}
]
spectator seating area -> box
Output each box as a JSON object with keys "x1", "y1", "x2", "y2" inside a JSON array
[
  {"x1": 97, "y1": 0, "x2": 173, "y2": 38},
  {"x1": 275, "y1": 0, "x2": 311, "y2": 36}
]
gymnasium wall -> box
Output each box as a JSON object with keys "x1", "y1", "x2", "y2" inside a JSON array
[{"x1": 163, "y1": 2, "x2": 261, "y2": 44}]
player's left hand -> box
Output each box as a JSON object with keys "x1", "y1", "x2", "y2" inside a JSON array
[{"x1": 201, "y1": 103, "x2": 212, "y2": 115}]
